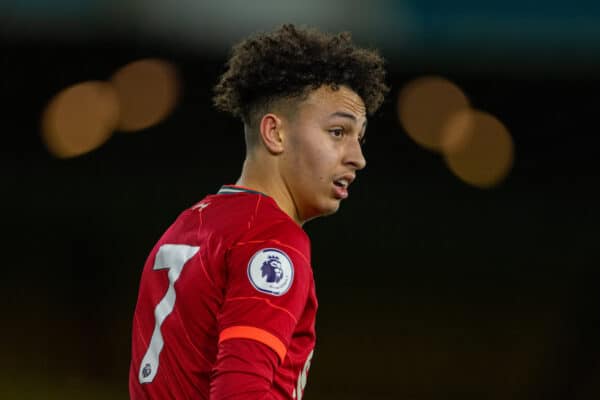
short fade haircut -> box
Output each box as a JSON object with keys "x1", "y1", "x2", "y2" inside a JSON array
[{"x1": 213, "y1": 24, "x2": 389, "y2": 132}]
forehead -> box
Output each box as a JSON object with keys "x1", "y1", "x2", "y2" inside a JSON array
[{"x1": 297, "y1": 85, "x2": 366, "y2": 121}]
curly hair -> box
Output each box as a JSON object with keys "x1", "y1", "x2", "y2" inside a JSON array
[{"x1": 213, "y1": 24, "x2": 388, "y2": 128}]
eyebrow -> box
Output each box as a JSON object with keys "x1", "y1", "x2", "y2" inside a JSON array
[{"x1": 329, "y1": 111, "x2": 368, "y2": 129}]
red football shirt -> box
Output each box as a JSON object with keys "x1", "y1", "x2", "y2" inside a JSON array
[{"x1": 129, "y1": 185, "x2": 317, "y2": 399}]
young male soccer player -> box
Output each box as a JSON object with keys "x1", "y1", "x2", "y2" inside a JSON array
[{"x1": 129, "y1": 24, "x2": 388, "y2": 399}]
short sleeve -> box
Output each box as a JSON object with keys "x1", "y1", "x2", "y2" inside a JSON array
[{"x1": 217, "y1": 222, "x2": 311, "y2": 362}]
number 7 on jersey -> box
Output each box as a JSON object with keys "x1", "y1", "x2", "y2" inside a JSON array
[{"x1": 138, "y1": 244, "x2": 200, "y2": 383}]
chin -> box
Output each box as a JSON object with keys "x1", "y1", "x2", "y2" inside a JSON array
[
  {"x1": 301, "y1": 200, "x2": 340, "y2": 222},
  {"x1": 325, "y1": 203, "x2": 341, "y2": 215},
  {"x1": 317, "y1": 199, "x2": 341, "y2": 217}
]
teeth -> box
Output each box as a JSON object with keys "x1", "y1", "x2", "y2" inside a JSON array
[{"x1": 336, "y1": 179, "x2": 348, "y2": 188}]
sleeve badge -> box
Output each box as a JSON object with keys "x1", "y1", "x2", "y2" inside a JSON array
[{"x1": 247, "y1": 248, "x2": 294, "y2": 296}]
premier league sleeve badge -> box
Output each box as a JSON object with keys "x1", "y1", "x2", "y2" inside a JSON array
[{"x1": 247, "y1": 248, "x2": 294, "y2": 296}]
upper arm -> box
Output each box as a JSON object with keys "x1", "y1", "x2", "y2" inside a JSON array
[{"x1": 217, "y1": 223, "x2": 311, "y2": 363}]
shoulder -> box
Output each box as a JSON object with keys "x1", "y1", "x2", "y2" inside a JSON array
[
  {"x1": 179, "y1": 191, "x2": 263, "y2": 239},
  {"x1": 241, "y1": 198, "x2": 311, "y2": 264}
]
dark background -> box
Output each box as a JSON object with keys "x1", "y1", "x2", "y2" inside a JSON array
[{"x1": 3, "y1": 27, "x2": 600, "y2": 400}]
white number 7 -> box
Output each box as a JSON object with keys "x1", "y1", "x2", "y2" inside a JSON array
[{"x1": 138, "y1": 244, "x2": 200, "y2": 384}]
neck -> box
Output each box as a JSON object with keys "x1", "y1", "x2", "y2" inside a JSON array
[{"x1": 236, "y1": 156, "x2": 303, "y2": 226}]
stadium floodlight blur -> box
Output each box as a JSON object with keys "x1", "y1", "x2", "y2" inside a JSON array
[
  {"x1": 4, "y1": 0, "x2": 600, "y2": 68},
  {"x1": 111, "y1": 59, "x2": 180, "y2": 133},
  {"x1": 442, "y1": 110, "x2": 514, "y2": 188},
  {"x1": 397, "y1": 76, "x2": 514, "y2": 188},
  {"x1": 398, "y1": 76, "x2": 471, "y2": 153},
  {"x1": 42, "y1": 81, "x2": 119, "y2": 158},
  {"x1": 41, "y1": 59, "x2": 180, "y2": 158},
  {"x1": 0, "y1": 0, "x2": 412, "y2": 54}
]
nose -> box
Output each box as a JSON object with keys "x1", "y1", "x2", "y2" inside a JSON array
[{"x1": 345, "y1": 139, "x2": 367, "y2": 171}]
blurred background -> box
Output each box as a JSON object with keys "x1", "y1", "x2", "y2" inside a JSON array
[{"x1": 2, "y1": 1, "x2": 599, "y2": 399}]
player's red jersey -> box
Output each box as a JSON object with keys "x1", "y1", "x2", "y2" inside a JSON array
[{"x1": 129, "y1": 185, "x2": 317, "y2": 399}]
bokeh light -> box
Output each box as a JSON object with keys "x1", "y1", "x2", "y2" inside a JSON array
[
  {"x1": 398, "y1": 76, "x2": 470, "y2": 152},
  {"x1": 442, "y1": 109, "x2": 514, "y2": 188},
  {"x1": 110, "y1": 58, "x2": 180, "y2": 132},
  {"x1": 42, "y1": 81, "x2": 119, "y2": 158}
]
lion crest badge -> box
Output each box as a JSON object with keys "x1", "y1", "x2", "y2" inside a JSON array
[{"x1": 247, "y1": 248, "x2": 294, "y2": 296}]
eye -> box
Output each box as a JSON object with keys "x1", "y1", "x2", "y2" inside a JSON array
[{"x1": 329, "y1": 128, "x2": 344, "y2": 138}]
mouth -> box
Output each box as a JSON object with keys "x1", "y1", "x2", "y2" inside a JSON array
[
  {"x1": 333, "y1": 178, "x2": 349, "y2": 189},
  {"x1": 332, "y1": 175, "x2": 355, "y2": 199}
]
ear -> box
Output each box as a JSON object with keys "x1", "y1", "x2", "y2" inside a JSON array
[{"x1": 259, "y1": 113, "x2": 285, "y2": 154}]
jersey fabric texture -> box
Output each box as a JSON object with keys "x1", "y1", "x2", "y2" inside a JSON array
[{"x1": 129, "y1": 185, "x2": 318, "y2": 399}]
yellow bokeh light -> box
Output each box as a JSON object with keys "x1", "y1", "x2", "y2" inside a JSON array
[
  {"x1": 442, "y1": 109, "x2": 514, "y2": 188},
  {"x1": 110, "y1": 58, "x2": 180, "y2": 132},
  {"x1": 42, "y1": 81, "x2": 119, "y2": 158},
  {"x1": 398, "y1": 76, "x2": 470, "y2": 152}
]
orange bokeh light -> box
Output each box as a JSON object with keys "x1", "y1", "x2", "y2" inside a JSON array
[
  {"x1": 42, "y1": 81, "x2": 119, "y2": 158},
  {"x1": 398, "y1": 76, "x2": 470, "y2": 152},
  {"x1": 442, "y1": 110, "x2": 514, "y2": 188},
  {"x1": 110, "y1": 59, "x2": 180, "y2": 132}
]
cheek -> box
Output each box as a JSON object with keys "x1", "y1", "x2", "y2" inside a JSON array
[
  {"x1": 305, "y1": 145, "x2": 335, "y2": 182},
  {"x1": 288, "y1": 130, "x2": 338, "y2": 184}
]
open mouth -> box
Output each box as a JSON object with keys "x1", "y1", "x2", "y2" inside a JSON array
[
  {"x1": 332, "y1": 178, "x2": 350, "y2": 200},
  {"x1": 333, "y1": 179, "x2": 349, "y2": 189}
]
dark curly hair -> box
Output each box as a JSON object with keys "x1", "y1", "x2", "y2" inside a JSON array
[{"x1": 213, "y1": 24, "x2": 388, "y2": 128}]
